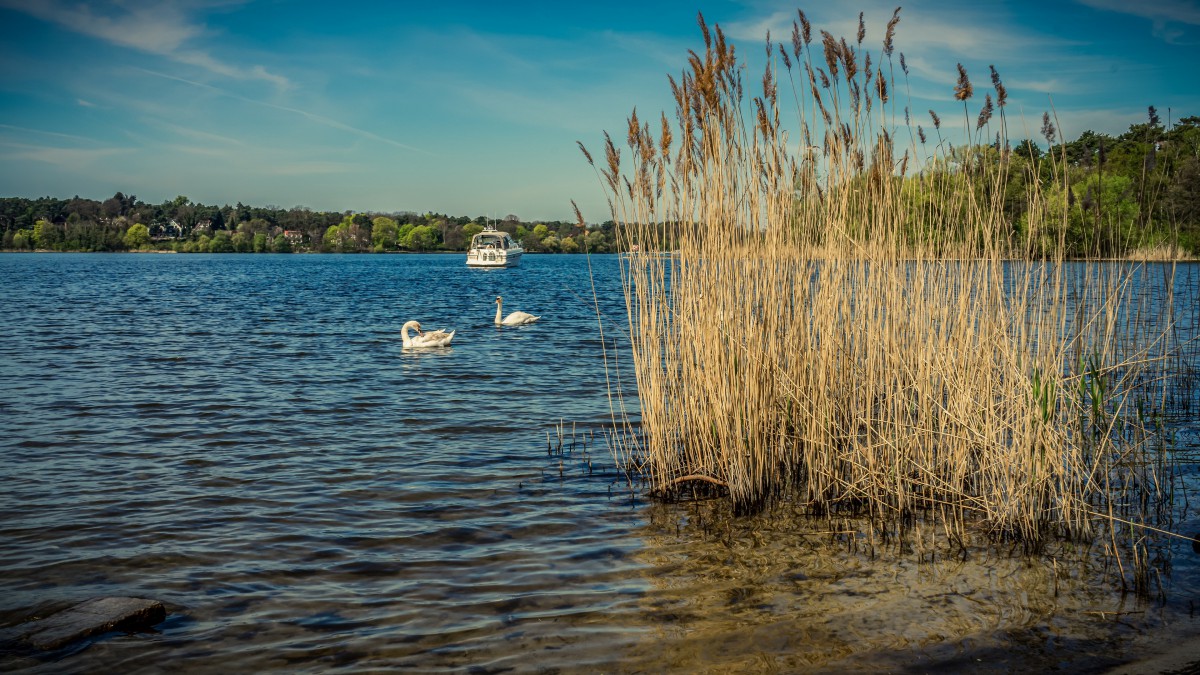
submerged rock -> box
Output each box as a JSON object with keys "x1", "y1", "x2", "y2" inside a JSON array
[{"x1": 19, "y1": 597, "x2": 165, "y2": 650}]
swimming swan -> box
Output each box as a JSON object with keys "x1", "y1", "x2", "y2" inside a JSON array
[
  {"x1": 494, "y1": 296, "x2": 540, "y2": 326},
  {"x1": 401, "y1": 320, "x2": 455, "y2": 348}
]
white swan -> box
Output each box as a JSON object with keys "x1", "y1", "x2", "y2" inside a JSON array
[
  {"x1": 401, "y1": 320, "x2": 455, "y2": 348},
  {"x1": 495, "y1": 296, "x2": 539, "y2": 326}
]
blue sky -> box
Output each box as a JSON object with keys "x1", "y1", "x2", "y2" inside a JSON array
[{"x1": 1, "y1": 1, "x2": 1197, "y2": 223}]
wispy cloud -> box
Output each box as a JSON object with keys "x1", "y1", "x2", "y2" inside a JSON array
[
  {"x1": 0, "y1": 124, "x2": 101, "y2": 144},
  {"x1": 160, "y1": 143, "x2": 232, "y2": 158},
  {"x1": 0, "y1": 141, "x2": 128, "y2": 167},
  {"x1": 1075, "y1": 0, "x2": 1200, "y2": 25},
  {"x1": 724, "y1": 2, "x2": 1121, "y2": 110},
  {"x1": 1075, "y1": 0, "x2": 1200, "y2": 43},
  {"x1": 269, "y1": 161, "x2": 357, "y2": 176},
  {"x1": 0, "y1": 0, "x2": 289, "y2": 88},
  {"x1": 732, "y1": 3, "x2": 1083, "y2": 65},
  {"x1": 149, "y1": 120, "x2": 243, "y2": 146},
  {"x1": 137, "y1": 68, "x2": 430, "y2": 154}
]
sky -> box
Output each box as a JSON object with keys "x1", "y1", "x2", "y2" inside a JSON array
[{"x1": 0, "y1": 0, "x2": 1197, "y2": 223}]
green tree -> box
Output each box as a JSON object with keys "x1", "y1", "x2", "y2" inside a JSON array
[
  {"x1": 323, "y1": 223, "x2": 349, "y2": 251},
  {"x1": 1038, "y1": 173, "x2": 1138, "y2": 256},
  {"x1": 273, "y1": 233, "x2": 293, "y2": 253},
  {"x1": 123, "y1": 222, "x2": 151, "y2": 249},
  {"x1": 209, "y1": 231, "x2": 235, "y2": 253},
  {"x1": 1013, "y1": 139, "x2": 1043, "y2": 163},
  {"x1": 523, "y1": 223, "x2": 549, "y2": 251},
  {"x1": 252, "y1": 232, "x2": 269, "y2": 253},
  {"x1": 231, "y1": 231, "x2": 251, "y2": 252},
  {"x1": 585, "y1": 230, "x2": 609, "y2": 253},
  {"x1": 187, "y1": 234, "x2": 212, "y2": 253},
  {"x1": 12, "y1": 228, "x2": 32, "y2": 249},
  {"x1": 561, "y1": 235, "x2": 579, "y2": 253},
  {"x1": 397, "y1": 223, "x2": 415, "y2": 247},
  {"x1": 372, "y1": 216, "x2": 400, "y2": 251},
  {"x1": 32, "y1": 219, "x2": 47, "y2": 249},
  {"x1": 462, "y1": 223, "x2": 483, "y2": 241},
  {"x1": 405, "y1": 224, "x2": 440, "y2": 251}
]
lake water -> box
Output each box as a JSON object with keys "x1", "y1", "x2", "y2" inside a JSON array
[{"x1": 1, "y1": 252, "x2": 1199, "y2": 673}]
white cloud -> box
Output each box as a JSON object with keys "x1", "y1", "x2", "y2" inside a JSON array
[
  {"x1": 269, "y1": 161, "x2": 357, "y2": 176},
  {"x1": 0, "y1": 124, "x2": 96, "y2": 143},
  {"x1": 1075, "y1": 0, "x2": 1200, "y2": 26},
  {"x1": 150, "y1": 120, "x2": 243, "y2": 146},
  {"x1": 130, "y1": 68, "x2": 426, "y2": 153},
  {"x1": 0, "y1": 0, "x2": 289, "y2": 88},
  {"x1": 1076, "y1": 0, "x2": 1200, "y2": 43},
  {"x1": 0, "y1": 141, "x2": 128, "y2": 167}
]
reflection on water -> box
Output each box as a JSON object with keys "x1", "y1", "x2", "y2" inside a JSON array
[{"x1": 0, "y1": 254, "x2": 1198, "y2": 673}]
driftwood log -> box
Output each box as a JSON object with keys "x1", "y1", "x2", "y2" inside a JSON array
[{"x1": 19, "y1": 597, "x2": 166, "y2": 650}]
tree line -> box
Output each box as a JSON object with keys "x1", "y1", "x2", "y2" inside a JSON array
[
  {"x1": 3, "y1": 110, "x2": 1197, "y2": 257},
  {"x1": 914, "y1": 108, "x2": 1200, "y2": 258},
  {"x1": 0, "y1": 195, "x2": 620, "y2": 254}
]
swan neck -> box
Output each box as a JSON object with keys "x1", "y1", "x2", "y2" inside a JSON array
[{"x1": 495, "y1": 300, "x2": 502, "y2": 324}]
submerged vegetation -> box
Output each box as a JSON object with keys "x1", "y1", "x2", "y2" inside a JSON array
[{"x1": 583, "y1": 8, "x2": 1199, "y2": 592}]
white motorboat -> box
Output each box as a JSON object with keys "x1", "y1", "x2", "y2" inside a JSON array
[{"x1": 466, "y1": 224, "x2": 523, "y2": 268}]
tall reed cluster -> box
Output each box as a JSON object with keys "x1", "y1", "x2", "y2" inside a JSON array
[{"x1": 583, "y1": 8, "x2": 1184, "y2": 555}]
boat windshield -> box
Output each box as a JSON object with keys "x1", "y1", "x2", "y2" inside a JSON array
[{"x1": 474, "y1": 234, "x2": 505, "y2": 248}]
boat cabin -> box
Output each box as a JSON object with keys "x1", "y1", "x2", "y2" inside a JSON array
[{"x1": 466, "y1": 224, "x2": 524, "y2": 268}]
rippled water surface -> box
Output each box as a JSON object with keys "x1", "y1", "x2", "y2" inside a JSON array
[{"x1": 2, "y1": 253, "x2": 1200, "y2": 674}]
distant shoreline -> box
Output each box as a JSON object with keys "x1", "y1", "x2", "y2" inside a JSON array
[{"x1": 4, "y1": 249, "x2": 1194, "y2": 262}]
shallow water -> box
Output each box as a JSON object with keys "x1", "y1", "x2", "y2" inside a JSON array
[{"x1": 1, "y1": 253, "x2": 1199, "y2": 673}]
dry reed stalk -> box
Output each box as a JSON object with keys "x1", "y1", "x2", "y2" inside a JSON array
[
  {"x1": 583, "y1": 8, "x2": 1187, "y2": 572},
  {"x1": 1125, "y1": 242, "x2": 1194, "y2": 261}
]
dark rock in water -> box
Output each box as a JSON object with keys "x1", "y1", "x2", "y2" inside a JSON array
[{"x1": 19, "y1": 597, "x2": 165, "y2": 650}]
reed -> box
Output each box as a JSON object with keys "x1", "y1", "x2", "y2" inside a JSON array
[
  {"x1": 582, "y1": 8, "x2": 1189, "y2": 568},
  {"x1": 1125, "y1": 241, "x2": 1194, "y2": 261}
]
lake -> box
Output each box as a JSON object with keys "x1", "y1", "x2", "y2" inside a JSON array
[{"x1": 1, "y1": 252, "x2": 1199, "y2": 673}]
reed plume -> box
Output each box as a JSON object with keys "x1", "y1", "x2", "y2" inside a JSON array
[
  {"x1": 588, "y1": 5, "x2": 1186, "y2": 584},
  {"x1": 976, "y1": 93, "x2": 994, "y2": 130},
  {"x1": 821, "y1": 31, "x2": 840, "y2": 79},
  {"x1": 883, "y1": 7, "x2": 900, "y2": 57},
  {"x1": 1041, "y1": 111, "x2": 1056, "y2": 144},
  {"x1": 577, "y1": 141, "x2": 594, "y2": 166},
  {"x1": 989, "y1": 65, "x2": 1007, "y2": 107},
  {"x1": 954, "y1": 63, "x2": 973, "y2": 101}
]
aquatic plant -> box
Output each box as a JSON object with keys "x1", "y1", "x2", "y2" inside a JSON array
[{"x1": 581, "y1": 7, "x2": 1193, "y2": 584}]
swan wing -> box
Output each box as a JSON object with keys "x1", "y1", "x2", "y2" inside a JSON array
[
  {"x1": 402, "y1": 320, "x2": 455, "y2": 348},
  {"x1": 503, "y1": 311, "x2": 540, "y2": 326},
  {"x1": 416, "y1": 329, "x2": 455, "y2": 347}
]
